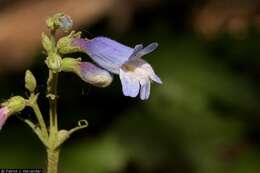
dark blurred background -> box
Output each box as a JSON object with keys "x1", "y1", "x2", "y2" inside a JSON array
[{"x1": 1, "y1": 0, "x2": 260, "y2": 172}]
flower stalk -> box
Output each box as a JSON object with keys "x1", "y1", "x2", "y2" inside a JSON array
[{"x1": 28, "y1": 94, "x2": 48, "y2": 140}]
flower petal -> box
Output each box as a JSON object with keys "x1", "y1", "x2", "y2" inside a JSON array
[
  {"x1": 139, "y1": 42, "x2": 158, "y2": 55},
  {"x1": 0, "y1": 107, "x2": 8, "y2": 130},
  {"x1": 140, "y1": 79, "x2": 151, "y2": 100},
  {"x1": 134, "y1": 44, "x2": 144, "y2": 51},
  {"x1": 128, "y1": 44, "x2": 144, "y2": 60},
  {"x1": 138, "y1": 59, "x2": 162, "y2": 84},
  {"x1": 80, "y1": 62, "x2": 113, "y2": 87},
  {"x1": 128, "y1": 43, "x2": 158, "y2": 61},
  {"x1": 125, "y1": 58, "x2": 162, "y2": 84},
  {"x1": 74, "y1": 37, "x2": 134, "y2": 73},
  {"x1": 150, "y1": 74, "x2": 163, "y2": 84},
  {"x1": 119, "y1": 69, "x2": 140, "y2": 97}
]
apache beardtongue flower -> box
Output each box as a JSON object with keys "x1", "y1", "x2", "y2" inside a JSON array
[
  {"x1": 73, "y1": 37, "x2": 162, "y2": 100},
  {"x1": 61, "y1": 58, "x2": 113, "y2": 87}
]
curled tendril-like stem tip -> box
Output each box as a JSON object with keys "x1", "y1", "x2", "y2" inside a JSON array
[
  {"x1": 78, "y1": 119, "x2": 88, "y2": 127},
  {"x1": 68, "y1": 119, "x2": 88, "y2": 135},
  {"x1": 55, "y1": 119, "x2": 88, "y2": 149}
]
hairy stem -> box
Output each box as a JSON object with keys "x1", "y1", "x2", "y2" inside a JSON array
[{"x1": 47, "y1": 149, "x2": 60, "y2": 173}]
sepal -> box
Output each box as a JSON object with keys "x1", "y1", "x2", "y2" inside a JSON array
[
  {"x1": 42, "y1": 33, "x2": 53, "y2": 53},
  {"x1": 57, "y1": 31, "x2": 82, "y2": 54},
  {"x1": 46, "y1": 53, "x2": 62, "y2": 73},
  {"x1": 2, "y1": 96, "x2": 26, "y2": 115}
]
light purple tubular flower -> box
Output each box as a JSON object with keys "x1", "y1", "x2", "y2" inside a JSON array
[
  {"x1": 74, "y1": 37, "x2": 162, "y2": 100},
  {"x1": 0, "y1": 107, "x2": 9, "y2": 130},
  {"x1": 79, "y1": 62, "x2": 113, "y2": 87}
]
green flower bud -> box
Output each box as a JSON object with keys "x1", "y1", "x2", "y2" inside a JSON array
[
  {"x1": 41, "y1": 33, "x2": 52, "y2": 53},
  {"x1": 57, "y1": 31, "x2": 82, "y2": 54},
  {"x1": 46, "y1": 13, "x2": 73, "y2": 32},
  {"x1": 46, "y1": 53, "x2": 62, "y2": 73},
  {"x1": 2, "y1": 96, "x2": 26, "y2": 115},
  {"x1": 25, "y1": 70, "x2": 37, "y2": 93}
]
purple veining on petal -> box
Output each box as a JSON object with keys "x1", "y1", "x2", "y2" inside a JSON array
[
  {"x1": 74, "y1": 37, "x2": 134, "y2": 73},
  {"x1": 0, "y1": 107, "x2": 8, "y2": 130},
  {"x1": 79, "y1": 62, "x2": 113, "y2": 87}
]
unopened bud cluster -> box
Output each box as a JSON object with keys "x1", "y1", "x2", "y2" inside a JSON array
[{"x1": 42, "y1": 13, "x2": 113, "y2": 87}]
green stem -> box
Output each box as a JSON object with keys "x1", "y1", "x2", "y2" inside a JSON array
[
  {"x1": 47, "y1": 149, "x2": 60, "y2": 173},
  {"x1": 31, "y1": 102, "x2": 48, "y2": 140},
  {"x1": 47, "y1": 68, "x2": 60, "y2": 173},
  {"x1": 47, "y1": 71, "x2": 59, "y2": 134},
  {"x1": 47, "y1": 28, "x2": 59, "y2": 143},
  {"x1": 46, "y1": 29, "x2": 60, "y2": 173}
]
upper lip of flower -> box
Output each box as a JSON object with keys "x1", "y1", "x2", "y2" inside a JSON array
[
  {"x1": 127, "y1": 42, "x2": 159, "y2": 62},
  {"x1": 74, "y1": 37, "x2": 159, "y2": 73},
  {"x1": 73, "y1": 37, "x2": 133, "y2": 73}
]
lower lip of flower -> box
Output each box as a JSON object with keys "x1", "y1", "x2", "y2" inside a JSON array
[{"x1": 122, "y1": 65, "x2": 151, "y2": 82}]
